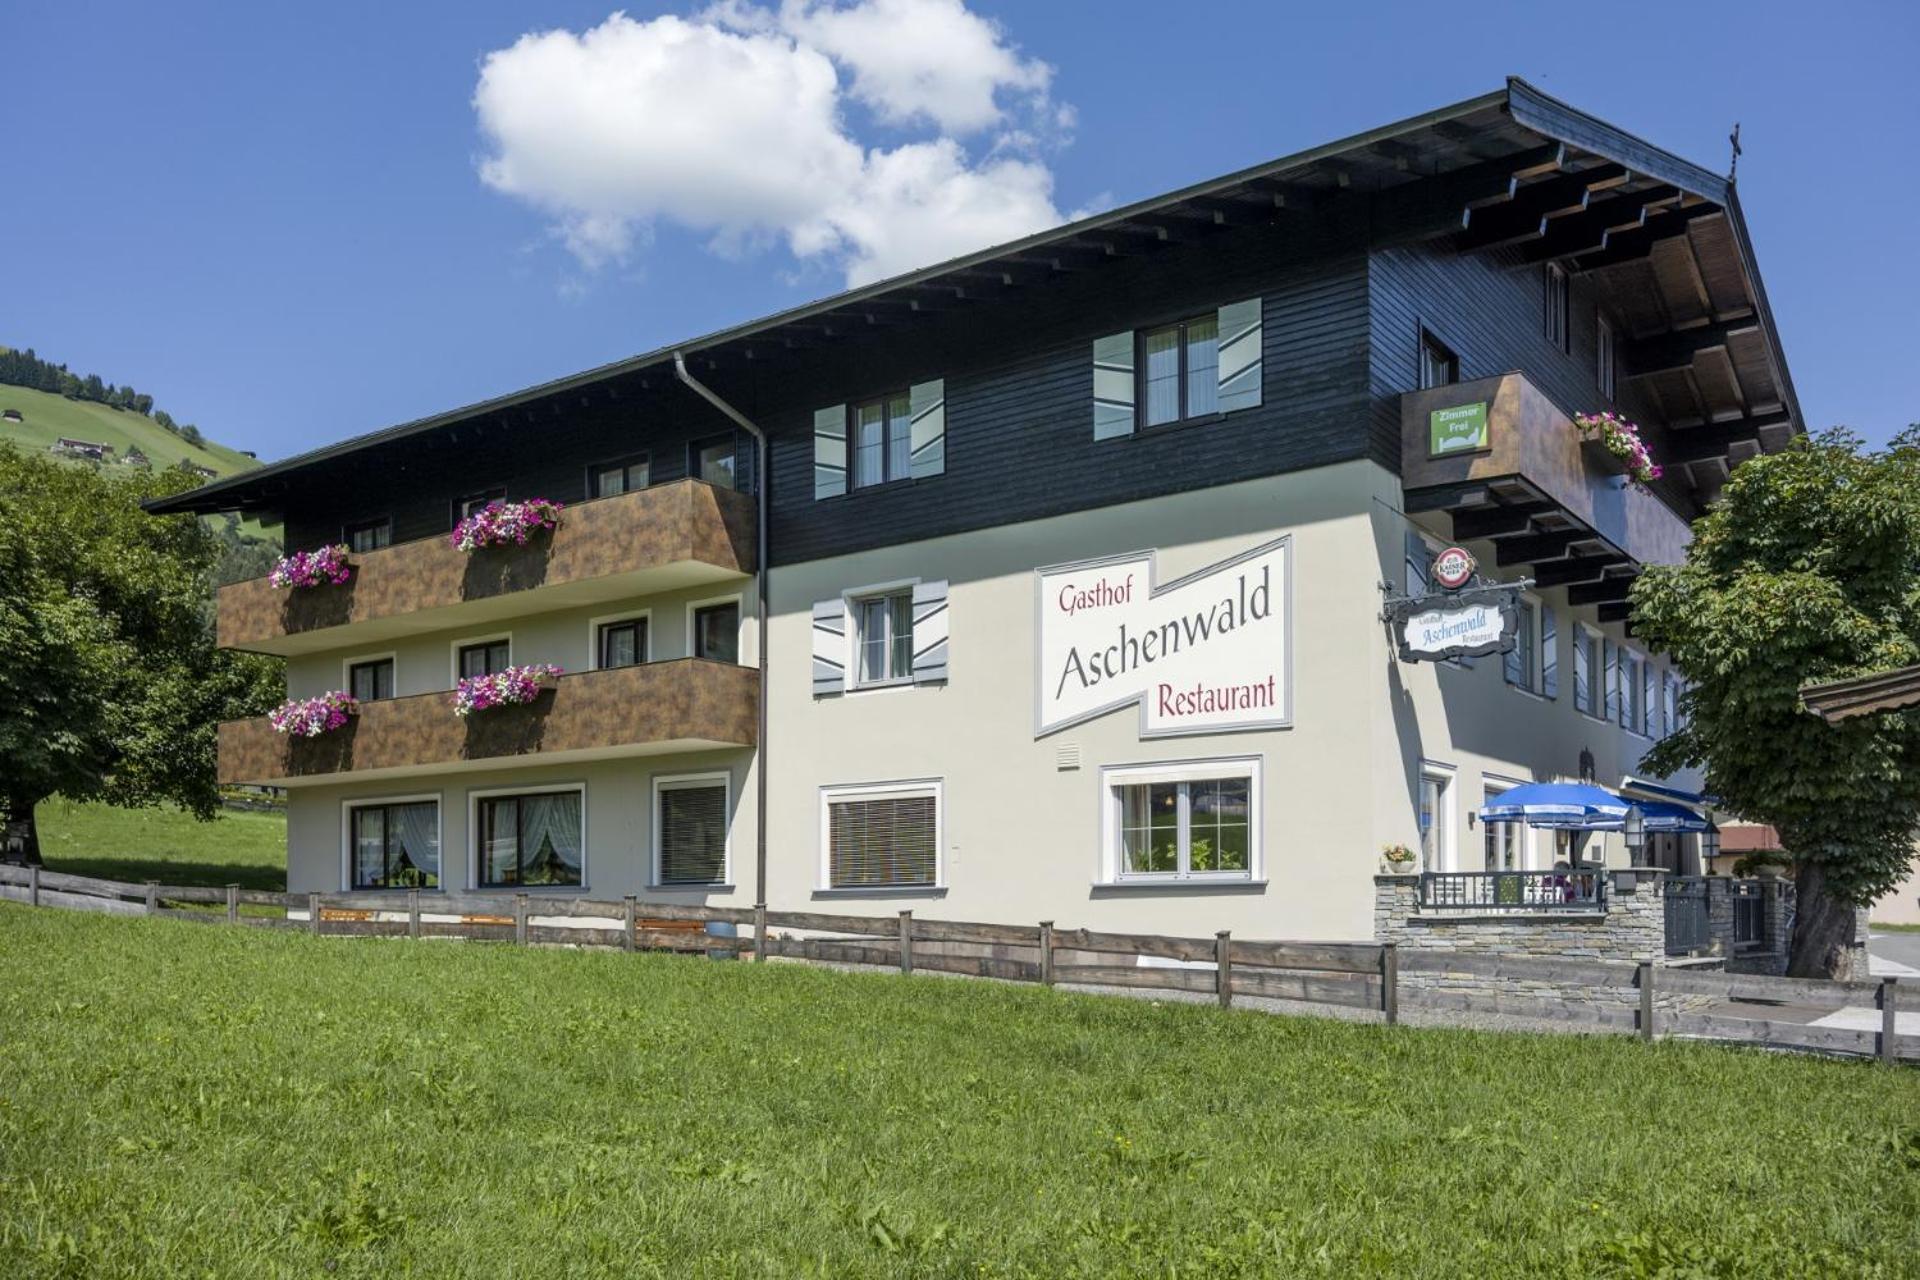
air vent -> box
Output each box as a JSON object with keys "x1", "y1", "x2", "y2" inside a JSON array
[{"x1": 1055, "y1": 742, "x2": 1081, "y2": 771}]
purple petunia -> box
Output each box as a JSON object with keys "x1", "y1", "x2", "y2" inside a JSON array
[
  {"x1": 450, "y1": 498, "x2": 564, "y2": 552},
  {"x1": 269, "y1": 690, "x2": 359, "y2": 737},
  {"x1": 451, "y1": 664, "x2": 564, "y2": 717},
  {"x1": 269, "y1": 544, "x2": 353, "y2": 589},
  {"x1": 1573, "y1": 412, "x2": 1662, "y2": 489}
]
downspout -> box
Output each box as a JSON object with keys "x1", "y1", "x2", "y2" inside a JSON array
[{"x1": 672, "y1": 352, "x2": 771, "y2": 925}]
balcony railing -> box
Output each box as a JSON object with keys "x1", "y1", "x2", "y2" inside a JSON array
[
  {"x1": 1400, "y1": 372, "x2": 1691, "y2": 571},
  {"x1": 1417, "y1": 869, "x2": 1607, "y2": 913},
  {"x1": 218, "y1": 479, "x2": 756, "y2": 656},
  {"x1": 1731, "y1": 879, "x2": 1767, "y2": 947},
  {"x1": 220, "y1": 659, "x2": 757, "y2": 786}
]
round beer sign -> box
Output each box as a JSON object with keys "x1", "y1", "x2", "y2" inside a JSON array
[{"x1": 1430, "y1": 545, "x2": 1475, "y2": 590}]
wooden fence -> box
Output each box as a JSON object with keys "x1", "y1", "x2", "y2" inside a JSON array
[{"x1": 1, "y1": 864, "x2": 1912, "y2": 1064}]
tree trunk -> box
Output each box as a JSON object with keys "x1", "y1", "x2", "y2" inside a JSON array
[
  {"x1": 2, "y1": 799, "x2": 43, "y2": 867},
  {"x1": 1786, "y1": 860, "x2": 1860, "y2": 979}
]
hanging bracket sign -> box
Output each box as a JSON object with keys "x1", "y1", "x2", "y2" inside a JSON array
[{"x1": 1385, "y1": 545, "x2": 1525, "y2": 663}]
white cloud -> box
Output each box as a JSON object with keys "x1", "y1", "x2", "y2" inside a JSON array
[{"x1": 472, "y1": 4, "x2": 1074, "y2": 286}]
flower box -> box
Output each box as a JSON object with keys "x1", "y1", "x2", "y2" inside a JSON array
[
  {"x1": 452, "y1": 664, "x2": 563, "y2": 717},
  {"x1": 269, "y1": 690, "x2": 360, "y2": 738},
  {"x1": 1572, "y1": 411, "x2": 1661, "y2": 488},
  {"x1": 450, "y1": 498, "x2": 563, "y2": 552},
  {"x1": 269, "y1": 544, "x2": 353, "y2": 589}
]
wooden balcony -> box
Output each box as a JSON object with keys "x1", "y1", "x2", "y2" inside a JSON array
[
  {"x1": 220, "y1": 659, "x2": 757, "y2": 787},
  {"x1": 219, "y1": 479, "x2": 755, "y2": 656},
  {"x1": 1401, "y1": 373, "x2": 1693, "y2": 620}
]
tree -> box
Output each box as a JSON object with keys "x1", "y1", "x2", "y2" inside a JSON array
[
  {"x1": 153, "y1": 409, "x2": 176, "y2": 432},
  {"x1": 1631, "y1": 428, "x2": 1920, "y2": 977},
  {"x1": 0, "y1": 446, "x2": 281, "y2": 864},
  {"x1": 179, "y1": 423, "x2": 204, "y2": 447}
]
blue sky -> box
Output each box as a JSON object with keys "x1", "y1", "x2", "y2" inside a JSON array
[{"x1": 4, "y1": 1, "x2": 1914, "y2": 459}]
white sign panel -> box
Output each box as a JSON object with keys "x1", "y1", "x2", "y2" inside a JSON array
[
  {"x1": 1400, "y1": 601, "x2": 1505, "y2": 658},
  {"x1": 1036, "y1": 537, "x2": 1290, "y2": 739}
]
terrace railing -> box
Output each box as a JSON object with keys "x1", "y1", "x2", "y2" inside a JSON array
[
  {"x1": 1417, "y1": 869, "x2": 1607, "y2": 913},
  {"x1": 1732, "y1": 879, "x2": 1767, "y2": 947},
  {"x1": 1665, "y1": 876, "x2": 1711, "y2": 956}
]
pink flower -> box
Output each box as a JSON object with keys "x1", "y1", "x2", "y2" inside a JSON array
[
  {"x1": 451, "y1": 664, "x2": 563, "y2": 717},
  {"x1": 269, "y1": 544, "x2": 353, "y2": 589},
  {"x1": 269, "y1": 690, "x2": 359, "y2": 737},
  {"x1": 451, "y1": 499, "x2": 563, "y2": 552}
]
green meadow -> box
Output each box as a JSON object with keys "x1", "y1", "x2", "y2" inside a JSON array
[{"x1": 1, "y1": 905, "x2": 1915, "y2": 1278}]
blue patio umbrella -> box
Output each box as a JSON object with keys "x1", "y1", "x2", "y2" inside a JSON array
[{"x1": 1478, "y1": 782, "x2": 1629, "y2": 829}]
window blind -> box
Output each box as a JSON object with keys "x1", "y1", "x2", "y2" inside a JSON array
[
  {"x1": 829, "y1": 794, "x2": 937, "y2": 888},
  {"x1": 659, "y1": 784, "x2": 727, "y2": 884}
]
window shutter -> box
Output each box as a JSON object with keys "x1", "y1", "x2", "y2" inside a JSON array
[
  {"x1": 1643, "y1": 661, "x2": 1657, "y2": 736},
  {"x1": 829, "y1": 794, "x2": 938, "y2": 888},
  {"x1": 1404, "y1": 531, "x2": 1430, "y2": 595},
  {"x1": 1603, "y1": 639, "x2": 1618, "y2": 722},
  {"x1": 811, "y1": 599, "x2": 846, "y2": 696},
  {"x1": 1215, "y1": 298, "x2": 1263, "y2": 413},
  {"x1": 908, "y1": 379, "x2": 946, "y2": 479},
  {"x1": 1093, "y1": 332, "x2": 1136, "y2": 440},
  {"x1": 911, "y1": 580, "x2": 949, "y2": 684},
  {"x1": 1503, "y1": 631, "x2": 1523, "y2": 686},
  {"x1": 1541, "y1": 607, "x2": 1558, "y2": 699},
  {"x1": 813, "y1": 404, "x2": 847, "y2": 499}
]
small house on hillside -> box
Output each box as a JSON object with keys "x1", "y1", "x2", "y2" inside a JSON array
[
  {"x1": 51, "y1": 437, "x2": 113, "y2": 462},
  {"x1": 2, "y1": 408, "x2": 22, "y2": 423},
  {"x1": 183, "y1": 461, "x2": 218, "y2": 479},
  {"x1": 123, "y1": 446, "x2": 151, "y2": 468}
]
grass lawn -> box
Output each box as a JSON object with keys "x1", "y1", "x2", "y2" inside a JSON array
[
  {"x1": 32, "y1": 797, "x2": 287, "y2": 891},
  {"x1": 2, "y1": 908, "x2": 1916, "y2": 1278}
]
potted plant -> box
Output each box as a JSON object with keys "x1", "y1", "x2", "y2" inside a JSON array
[
  {"x1": 450, "y1": 498, "x2": 564, "y2": 552},
  {"x1": 452, "y1": 664, "x2": 563, "y2": 717},
  {"x1": 268, "y1": 690, "x2": 359, "y2": 738},
  {"x1": 1573, "y1": 411, "x2": 1661, "y2": 488},
  {"x1": 268, "y1": 544, "x2": 353, "y2": 589},
  {"x1": 1381, "y1": 843, "x2": 1418, "y2": 875}
]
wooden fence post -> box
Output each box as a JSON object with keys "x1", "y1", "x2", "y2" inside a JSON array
[
  {"x1": 1215, "y1": 930, "x2": 1233, "y2": 1009},
  {"x1": 1883, "y1": 977, "x2": 1900, "y2": 1065},
  {"x1": 753, "y1": 903, "x2": 767, "y2": 963},
  {"x1": 623, "y1": 895, "x2": 637, "y2": 953},
  {"x1": 1638, "y1": 961, "x2": 1655, "y2": 1043},
  {"x1": 1039, "y1": 921, "x2": 1054, "y2": 986},
  {"x1": 898, "y1": 910, "x2": 914, "y2": 975},
  {"x1": 1382, "y1": 942, "x2": 1399, "y2": 1026},
  {"x1": 514, "y1": 893, "x2": 529, "y2": 946},
  {"x1": 407, "y1": 888, "x2": 420, "y2": 939},
  {"x1": 145, "y1": 881, "x2": 159, "y2": 916},
  {"x1": 226, "y1": 883, "x2": 240, "y2": 925},
  {"x1": 308, "y1": 893, "x2": 321, "y2": 936},
  {"x1": 28, "y1": 864, "x2": 39, "y2": 908}
]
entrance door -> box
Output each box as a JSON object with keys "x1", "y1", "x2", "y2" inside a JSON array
[{"x1": 1418, "y1": 772, "x2": 1450, "y2": 873}]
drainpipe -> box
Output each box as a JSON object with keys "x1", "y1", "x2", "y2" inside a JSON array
[{"x1": 672, "y1": 352, "x2": 770, "y2": 919}]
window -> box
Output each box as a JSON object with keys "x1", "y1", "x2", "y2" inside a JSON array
[
  {"x1": 590, "y1": 455, "x2": 650, "y2": 498},
  {"x1": 476, "y1": 788, "x2": 583, "y2": 888},
  {"x1": 595, "y1": 617, "x2": 647, "y2": 669},
  {"x1": 1597, "y1": 314, "x2": 1617, "y2": 400},
  {"x1": 823, "y1": 782, "x2": 940, "y2": 889},
  {"x1": 850, "y1": 393, "x2": 912, "y2": 489},
  {"x1": 1103, "y1": 760, "x2": 1258, "y2": 882},
  {"x1": 1544, "y1": 264, "x2": 1570, "y2": 353},
  {"x1": 1643, "y1": 660, "x2": 1659, "y2": 739},
  {"x1": 348, "y1": 799, "x2": 440, "y2": 890},
  {"x1": 1419, "y1": 329, "x2": 1459, "y2": 390},
  {"x1": 1619, "y1": 649, "x2": 1642, "y2": 732},
  {"x1": 1504, "y1": 597, "x2": 1538, "y2": 692},
  {"x1": 852, "y1": 590, "x2": 913, "y2": 686},
  {"x1": 1663, "y1": 671, "x2": 1681, "y2": 738},
  {"x1": 344, "y1": 518, "x2": 391, "y2": 553},
  {"x1": 456, "y1": 638, "x2": 510, "y2": 680},
  {"x1": 1418, "y1": 767, "x2": 1452, "y2": 873},
  {"x1": 655, "y1": 774, "x2": 729, "y2": 886},
  {"x1": 347, "y1": 657, "x2": 394, "y2": 702},
  {"x1": 1483, "y1": 785, "x2": 1524, "y2": 871},
  {"x1": 1138, "y1": 314, "x2": 1220, "y2": 428},
  {"x1": 692, "y1": 601, "x2": 740, "y2": 664},
  {"x1": 691, "y1": 435, "x2": 737, "y2": 490},
  {"x1": 1574, "y1": 626, "x2": 1602, "y2": 717},
  {"x1": 454, "y1": 488, "x2": 506, "y2": 523}
]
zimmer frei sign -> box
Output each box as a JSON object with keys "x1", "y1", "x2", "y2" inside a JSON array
[
  {"x1": 1035, "y1": 537, "x2": 1290, "y2": 738},
  {"x1": 1388, "y1": 544, "x2": 1522, "y2": 663}
]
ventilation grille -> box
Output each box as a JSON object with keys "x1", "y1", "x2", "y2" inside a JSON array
[{"x1": 1055, "y1": 742, "x2": 1081, "y2": 771}]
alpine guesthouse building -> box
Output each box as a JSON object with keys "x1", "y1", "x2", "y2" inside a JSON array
[{"x1": 152, "y1": 82, "x2": 1802, "y2": 946}]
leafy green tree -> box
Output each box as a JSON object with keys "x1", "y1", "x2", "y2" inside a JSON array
[
  {"x1": 1632, "y1": 428, "x2": 1920, "y2": 976},
  {"x1": 179, "y1": 423, "x2": 205, "y2": 447},
  {"x1": 0, "y1": 446, "x2": 281, "y2": 863}
]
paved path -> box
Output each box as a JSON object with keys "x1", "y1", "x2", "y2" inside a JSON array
[{"x1": 1869, "y1": 929, "x2": 1920, "y2": 978}]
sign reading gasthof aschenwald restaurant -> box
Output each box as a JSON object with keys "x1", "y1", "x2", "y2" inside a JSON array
[{"x1": 1036, "y1": 537, "x2": 1291, "y2": 739}]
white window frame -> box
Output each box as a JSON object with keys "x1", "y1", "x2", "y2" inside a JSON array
[
  {"x1": 652, "y1": 770, "x2": 733, "y2": 888},
  {"x1": 817, "y1": 778, "x2": 944, "y2": 893},
  {"x1": 1098, "y1": 756, "x2": 1263, "y2": 885},
  {"x1": 1575, "y1": 625, "x2": 1605, "y2": 720},
  {"x1": 339, "y1": 793, "x2": 442, "y2": 892},
  {"x1": 449, "y1": 632, "x2": 513, "y2": 687},
  {"x1": 1418, "y1": 761, "x2": 1456, "y2": 874},
  {"x1": 1620, "y1": 647, "x2": 1647, "y2": 736},
  {"x1": 1480, "y1": 776, "x2": 1535, "y2": 872},
  {"x1": 586, "y1": 609, "x2": 652, "y2": 671},
  {"x1": 467, "y1": 781, "x2": 587, "y2": 892},
  {"x1": 841, "y1": 576, "x2": 920, "y2": 691},
  {"x1": 686, "y1": 593, "x2": 746, "y2": 664},
  {"x1": 340, "y1": 650, "x2": 399, "y2": 700}
]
